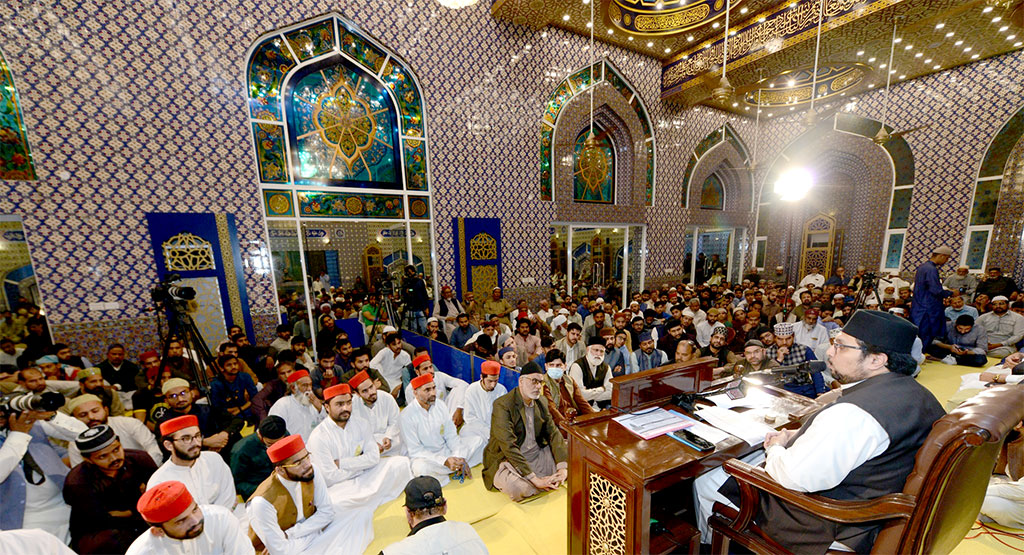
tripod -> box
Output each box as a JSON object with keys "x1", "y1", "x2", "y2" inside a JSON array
[
  {"x1": 849, "y1": 275, "x2": 877, "y2": 315},
  {"x1": 368, "y1": 294, "x2": 401, "y2": 342},
  {"x1": 156, "y1": 303, "x2": 216, "y2": 394}
]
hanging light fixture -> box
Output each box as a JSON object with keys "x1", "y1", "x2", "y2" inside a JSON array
[
  {"x1": 711, "y1": 0, "x2": 734, "y2": 103},
  {"x1": 577, "y1": 0, "x2": 611, "y2": 198},
  {"x1": 802, "y1": 0, "x2": 826, "y2": 127},
  {"x1": 873, "y1": 16, "x2": 902, "y2": 144},
  {"x1": 435, "y1": 0, "x2": 479, "y2": 8}
]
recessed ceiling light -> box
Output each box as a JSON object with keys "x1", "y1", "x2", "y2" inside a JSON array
[
  {"x1": 889, "y1": 69, "x2": 896, "y2": 74},
  {"x1": 880, "y1": 63, "x2": 887, "y2": 68},
  {"x1": 740, "y1": 7, "x2": 748, "y2": 13},
  {"x1": 524, "y1": 44, "x2": 532, "y2": 50},
  {"x1": 868, "y1": 84, "x2": 875, "y2": 88},
  {"x1": 562, "y1": 14, "x2": 570, "y2": 21},
  {"x1": 745, "y1": 106, "x2": 750, "y2": 111},
  {"x1": 964, "y1": 46, "x2": 972, "y2": 52},
  {"x1": 904, "y1": 44, "x2": 913, "y2": 50},
  {"x1": 683, "y1": 54, "x2": 689, "y2": 59},
  {"x1": 992, "y1": 16, "x2": 1002, "y2": 23},
  {"x1": 789, "y1": 2, "x2": 796, "y2": 7},
  {"x1": 790, "y1": 106, "x2": 795, "y2": 111},
  {"x1": 925, "y1": 58, "x2": 932, "y2": 63},
  {"x1": 664, "y1": 47, "x2": 671, "y2": 53},
  {"x1": 541, "y1": 32, "x2": 547, "y2": 38},
  {"x1": 1015, "y1": 42, "x2": 1023, "y2": 47},
  {"x1": 628, "y1": 35, "x2": 633, "y2": 41},
  {"x1": 857, "y1": 50, "x2": 864, "y2": 56},
  {"x1": 971, "y1": 54, "x2": 979, "y2": 59},
  {"x1": 899, "y1": 74, "x2": 906, "y2": 79},
  {"x1": 955, "y1": 40, "x2": 964, "y2": 46},
  {"x1": 647, "y1": 41, "x2": 654, "y2": 47},
  {"x1": 687, "y1": 35, "x2": 694, "y2": 42},
  {"x1": 607, "y1": 28, "x2": 614, "y2": 34},
  {"x1": 769, "y1": 83, "x2": 775, "y2": 88},
  {"x1": 915, "y1": 52, "x2": 922, "y2": 57},
  {"x1": 868, "y1": 57, "x2": 876, "y2": 62},
  {"x1": 1008, "y1": 35, "x2": 1017, "y2": 40},
  {"x1": 583, "y1": 0, "x2": 590, "y2": 3},
  {"x1": 935, "y1": 23, "x2": 945, "y2": 29},
  {"x1": 946, "y1": 31, "x2": 955, "y2": 37},
  {"x1": 758, "y1": 16, "x2": 766, "y2": 22},
  {"x1": 585, "y1": 21, "x2": 592, "y2": 28},
  {"x1": 655, "y1": 0, "x2": 663, "y2": 7},
  {"x1": 730, "y1": 30, "x2": 737, "y2": 36},
  {"x1": 983, "y1": 6, "x2": 993, "y2": 12},
  {"x1": 788, "y1": 79, "x2": 795, "y2": 86},
  {"x1": 1000, "y1": 26, "x2": 1009, "y2": 32},
  {"x1": 894, "y1": 37, "x2": 902, "y2": 43},
  {"x1": 732, "y1": 102, "x2": 738, "y2": 107},
  {"x1": 712, "y1": 22, "x2": 720, "y2": 28},
  {"x1": 933, "y1": 64, "x2": 941, "y2": 69}
]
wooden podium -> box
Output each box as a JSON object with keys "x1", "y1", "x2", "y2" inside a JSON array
[{"x1": 563, "y1": 358, "x2": 814, "y2": 555}]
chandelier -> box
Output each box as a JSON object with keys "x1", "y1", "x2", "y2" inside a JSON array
[
  {"x1": 577, "y1": 0, "x2": 609, "y2": 193},
  {"x1": 435, "y1": 0, "x2": 479, "y2": 8}
]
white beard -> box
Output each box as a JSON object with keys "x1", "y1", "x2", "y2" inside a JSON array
[
  {"x1": 586, "y1": 354, "x2": 605, "y2": 367},
  {"x1": 294, "y1": 391, "x2": 311, "y2": 407}
]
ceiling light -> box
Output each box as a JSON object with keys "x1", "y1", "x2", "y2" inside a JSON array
[
  {"x1": 1015, "y1": 42, "x2": 1023, "y2": 47},
  {"x1": 924, "y1": 58, "x2": 932, "y2": 63},
  {"x1": 933, "y1": 64, "x2": 941, "y2": 69},
  {"x1": 992, "y1": 17, "x2": 1002, "y2": 23},
  {"x1": 775, "y1": 167, "x2": 814, "y2": 201},
  {"x1": 890, "y1": 69, "x2": 896, "y2": 74},
  {"x1": 607, "y1": 28, "x2": 614, "y2": 34},
  {"x1": 899, "y1": 74, "x2": 906, "y2": 79},
  {"x1": 935, "y1": 23, "x2": 945, "y2": 29},
  {"x1": 687, "y1": 35, "x2": 694, "y2": 42},
  {"x1": 541, "y1": 32, "x2": 547, "y2": 38},
  {"x1": 915, "y1": 52, "x2": 922, "y2": 57},
  {"x1": 964, "y1": 46, "x2": 972, "y2": 52},
  {"x1": 732, "y1": 102, "x2": 738, "y2": 107},
  {"x1": 524, "y1": 44, "x2": 531, "y2": 50},
  {"x1": 585, "y1": 21, "x2": 592, "y2": 28},
  {"x1": 857, "y1": 50, "x2": 864, "y2": 56},
  {"x1": 868, "y1": 57, "x2": 876, "y2": 62},
  {"x1": 745, "y1": 106, "x2": 750, "y2": 111},
  {"x1": 904, "y1": 44, "x2": 913, "y2": 50},
  {"x1": 769, "y1": 83, "x2": 775, "y2": 88},
  {"x1": 655, "y1": 0, "x2": 662, "y2": 7},
  {"x1": 789, "y1": 106, "x2": 795, "y2": 110},
  {"x1": 647, "y1": 41, "x2": 654, "y2": 47},
  {"x1": 758, "y1": 16, "x2": 766, "y2": 22},
  {"x1": 664, "y1": 47, "x2": 671, "y2": 53},
  {"x1": 562, "y1": 14, "x2": 570, "y2": 21},
  {"x1": 946, "y1": 32, "x2": 954, "y2": 38},
  {"x1": 628, "y1": 36, "x2": 633, "y2": 40},
  {"x1": 789, "y1": 2, "x2": 796, "y2": 7},
  {"x1": 730, "y1": 30, "x2": 737, "y2": 36},
  {"x1": 712, "y1": 22, "x2": 720, "y2": 28},
  {"x1": 868, "y1": 84, "x2": 875, "y2": 88},
  {"x1": 955, "y1": 40, "x2": 964, "y2": 46},
  {"x1": 740, "y1": 7, "x2": 748, "y2": 13},
  {"x1": 894, "y1": 37, "x2": 902, "y2": 43},
  {"x1": 983, "y1": 6, "x2": 993, "y2": 12},
  {"x1": 583, "y1": 0, "x2": 590, "y2": 3},
  {"x1": 971, "y1": 54, "x2": 979, "y2": 59},
  {"x1": 1008, "y1": 35, "x2": 1017, "y2": 40},
  {"x1": 788, "y1": 79, "x2": 795, "y2": 86},
  {"x1": 880, "y1": 63, "x2": 887, "y2": 68},
  {"x1": 1000, "y1": 26, "x2": 1009, "y2": 32}
]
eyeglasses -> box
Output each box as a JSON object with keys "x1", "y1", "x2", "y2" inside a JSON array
[
  {"x1": 831, "y1": 342, "x2": 868, "y2": 353},
  {"x1": 173, "y1": 433, "x2": 202, "y2": 444},
  {"x1": 279, "y1": 453, "x2": 310, "y2": 468},
  {"x1": 166, "y1": 391, "x2": 190, "y2": 401},
  {"x1": 522, "y1": 377, "x2": 545, "y2": 386}
]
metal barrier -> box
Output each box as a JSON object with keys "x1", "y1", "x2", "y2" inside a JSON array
[{"x1": 401, "y1": 330, "x2": 521, "y2": 392}]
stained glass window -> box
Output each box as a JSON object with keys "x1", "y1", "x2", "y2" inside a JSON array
[
  {"x1": 884, "y1": 233, "x2": 904, "y2": 270},
  {"x1": 888, "y1": 187, "x2": 912, "y2": 229},
  {"x1": 287, "y1": 55, "x2": 401, "y2": 188},
  {"x1": 969, "y1": 179, "x2": 1000, "y2": 226},
  {"x1": 965, "y1": 230, "x2": 989, "y2": 270},
  {"x1": 573, "y1": 124, "x2": 615, "y2": 204},
  {"x1": 700, "y1": 173, "x2": 725, "y2": 210}
]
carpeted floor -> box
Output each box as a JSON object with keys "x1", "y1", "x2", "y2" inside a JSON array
[{"x1": 365, "y1": 358, "x2": 1023, "y2": 553}]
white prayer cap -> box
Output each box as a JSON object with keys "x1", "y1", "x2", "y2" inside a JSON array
[
  {"x1": 383, "y1": 325, "x2": 397, "y2": 333},
  {"x1": 426, "y1": 316, "x2": 438, "y2": 324},
  {"x1": 828, "y1": 327, "x2": 843, "y2": 339},
  {"x1": 629, "y1": 300, "x2": 640, "y2": 307},
  {"x1": 833, "y1": 293, "x2": 845, "y2": 299},
  {"x1": 551, "y1": 315, "x2": 567, "y2": 328},
  {"x1": 558, "y1": 308, "x2": 570, "y2": 315},
  {"x1": 773, "y1": 322, "x2": 794, "y2": 336},
  {"x1": 888, "y1": 307, "x2": 905, "y2": 315},
  {"x1": 865, "y1": 295, "x2": 880, "y2": 306},
  {"x1": 595, "y1": 297, "x2": 605, "y2": 303},
  {"x1": 992, "y1": 295, "x2": 1009, "y2": 303}
]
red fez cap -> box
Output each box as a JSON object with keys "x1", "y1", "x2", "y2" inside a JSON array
[
  {"x1": 287, "y1": 369, "x2": 310, "y2": 384},
  {"x1": 140, "y1": 350, "x2": 160, "y2": 361},
  {"x1": 348, "y1": 370, "x2": 370, "y2": 389},
  {"x1": 412, "y1": 353, "x2": 431, "y2": 368},
  {"x1": 159, "y1": 415, "x2": 199, "y2": 438},
  {"x1": 481, "y1": 360, "x2": 501, "y2": 376},
  {"x1": 137, "y1": 481, "x2": 193, "y2": 524},
  {"x1": 267, "y1": 434, "x2": 305, "y2": 464},
  {"x1": 324, "y1": 383, "x2": 351, "y2": 400},
  {"x1": 410, "y1": 373, "x2": 433, "y2": 390}
]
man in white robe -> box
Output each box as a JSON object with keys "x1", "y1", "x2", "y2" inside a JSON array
[
  {"x1": 399, "y1": 374, "x2": 472, "y2": 486},
  {"x1": 66, "y1": 394, "x2": 163, "y2": 466},
  {"x1": 148, "y1": 415, "x2": 238, "y2": 515},
  {"x1": 349, "y1": 370, "x2": 404, "y2": 455},
  {"x1": 268, "y1": 370, "x2": 324, "y2": 442},
  {"x1": 247, "y1": 434, "x2": 371, "y2": 555},
  {"x1": 459, "y1": 360, "x2": 506, "y2": 467},
  {"x1": 308, "y1": 383, "x2": 411, "y2": 511},
  {"x1": 369, "y1": 331, "x2": 410, "y2": 398},
  {"x1": 793, "y1": 306, "x2": 830, "y2": 352},
  {"x1": 403, "y1": 354, "x2": 468, "y2": 422},
  {"x1": 127, "y1": 481, "x2": 251, "y2": 555}
]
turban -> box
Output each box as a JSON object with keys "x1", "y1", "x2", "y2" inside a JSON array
[{"x1": 138, "y1": 481, "x2": 193, "y2": 524}]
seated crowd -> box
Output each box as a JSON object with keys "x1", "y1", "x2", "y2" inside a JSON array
[{"x1": 0, "y1": 261, "x2": 1020, "y2": 553}]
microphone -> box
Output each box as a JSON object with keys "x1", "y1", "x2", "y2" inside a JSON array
[{"x1": 771, "y1": 360, "x2": 826, "y2": 374}]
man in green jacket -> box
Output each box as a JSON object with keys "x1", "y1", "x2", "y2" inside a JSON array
[
  {"x1": 482, "y1": 361, "x2": 568, "y2": 501},
  {"x1": 229, "y1": 415, "x2": 287, "y2": 499}
]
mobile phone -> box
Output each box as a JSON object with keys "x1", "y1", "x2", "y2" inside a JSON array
[{"x1": 671, "y1": 429, "x2": 715, "y2": 451}]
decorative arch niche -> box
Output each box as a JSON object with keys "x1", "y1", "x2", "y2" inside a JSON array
[
  {"x1": 540, "y1": 59, "x2": 655, "y2": 210},
  {"x1": 682, "y1": 123, "x2": 751, "y2": 210}
]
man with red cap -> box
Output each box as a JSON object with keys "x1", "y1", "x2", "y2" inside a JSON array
[
  {"x1": 308, "y1": 384, "x2": 411, "y2": 510},
  {"x1": 399, "y1": 373, "x2": 472, "y2": 486},
  {"x1": 126, "y1": 480, "x2": 250, "y2": 554},
  {"x1": 402, "y1": 353, "x2": 468, "y2": 422},
  {"x1": 349, "y1": 369, "x2": 404, "y2": 455},
  {"x1": 459, "y1": 360, "x2": 507, "y2": 466},
  {"x1": 147, "y1": 415, "x2": 239, "y2": 517},
  {"x1": 268, "y1": 369, "x2": 325, "y2": 442},
  {"x1": 248, "y1": 434, "x2": 369, "y2": 555}
]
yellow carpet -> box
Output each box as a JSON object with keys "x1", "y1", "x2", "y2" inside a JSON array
[{"x1": 364, "y1": 358, "x2": 1022, "y2": 553}]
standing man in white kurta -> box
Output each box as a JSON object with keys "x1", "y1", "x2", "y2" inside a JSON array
[
  {"x1": 247, "y1": 434, "x2": 371, "y2": 555},
  {"x1": 399, "y1": 374, "x2": 471, "y2": 486},
  {"x1": 308, "y1": 383, "x2": 411, "y2": 510},
  {"x1": 459, "y1": 360, "x2": 506, "y2": 467},
  {"x1": 268, "y1": 370, "x2": 325, "y2": 442},
  {"x1": 127, "y1": 480, "x2": 251, "y2": 555},
  {"x1": 403, "y1": 354, "x2": 469, "y2": 423},
  {"x1": 369, "y1": 331, "x2": 411, "y2": 398},
  {"x1": 148, "y1": 415, "x2": 238, "y2": 514},
  {"x1": 349, "y1": 370, "x2": 404, "y2": 455}
]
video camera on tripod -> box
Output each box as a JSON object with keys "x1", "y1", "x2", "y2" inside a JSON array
[
  {"x1": 151, "y1": 273, "x2": 197, "y2": 313},
  {"x1": 150, "y1": 274, "x2": 215, "y2": 393}
]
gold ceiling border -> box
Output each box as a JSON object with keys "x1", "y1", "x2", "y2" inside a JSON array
[
  {"x1": 662, "y1": 0, "x2": 903, "y2": 96},
  {"x1": 608, "y1": 0, "x2": 745, "y2": 37},
  {"x1": 737, "y1": 62, "x2": 873, "y2": 106}
]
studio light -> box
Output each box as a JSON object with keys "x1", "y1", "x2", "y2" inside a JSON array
[{"x1": 774, "y1": 167, "x2": 814, "y2": 201}]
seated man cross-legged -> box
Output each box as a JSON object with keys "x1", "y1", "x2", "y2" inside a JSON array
[
  {"x1": 399, "y1": 373, "x2": 472, "y2": 486},
  {"x1": 695, "y1": 310, "x2": 945, "y2": 552},
  {"x1": 458, "y1": 360, "x2": 507, "y2": 467}
]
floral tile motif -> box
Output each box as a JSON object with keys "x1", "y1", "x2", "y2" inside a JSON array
[
  {"x1": 380, "y1": 59, "x2": 423, "y2": 137},
  {"x1": 263, "y1": 189, "x2": 294, "y2": 217},
  {"x1": 247, "y1": 35, "x2": 296, "y2": 121},
  {"x1": 0, "y1": 51, "x2": 35, "y2": 180},
  {"x1": 285, "y1": 19, "x2": 335, "y2": 62},
  {"x1": 403, "y1": 138, "x2": 428, "y2": 191},
  {"x1": 253, "y1": 123, "x2": 288, "y2": 184},
  {"x1": 338, "y1": 20, "x2": 388, "y2": 74},
  {"x1": 298, "y1": 191, "x2": 404, "y2": 219}
]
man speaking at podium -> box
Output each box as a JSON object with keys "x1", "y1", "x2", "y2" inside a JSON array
[{"x1": 694, "y1": 310, "x2": 944, "y2": 552}]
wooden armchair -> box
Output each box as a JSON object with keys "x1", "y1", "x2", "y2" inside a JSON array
[{"x1": 709, "y1": 385, "x2": 1024, "y2": 554}]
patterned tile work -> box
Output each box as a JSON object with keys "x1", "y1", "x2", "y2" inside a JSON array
[
  {"x1": 0, "y1": 0, "x2": 1021, "y2": 360},
  {"x1": 992, "y1": 136, "x2": 1024, "y2": 276}
]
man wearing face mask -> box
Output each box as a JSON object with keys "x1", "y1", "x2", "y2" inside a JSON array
[
  {"x1": 126, "y1": 480, "x2": 249, "y2": 555},
  {"x1": 269, "y1": 370, "x2": 325, "y2": 442},
  {"x1": 541, "y1": 349, "x2": 595, "y2": 432},
  {"x1": 483, "y1": 361, "x2": 568, "y2": 502},
  {"x1": 568, "y1": 336, "x2": 613, "y2": 408}
]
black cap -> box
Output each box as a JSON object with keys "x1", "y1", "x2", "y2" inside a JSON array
[
  {"x1": 843, "y1": 310, "x2": 918, "y2": 355},
  {"x1": 258, "y1": 415, "x2": 288, "y2": 440},
  {"x1": 76, "y1": 425, "x2": 117, "y2": 455},
  {"x1": 404, "y1": 476, "x2": 445, "y2": 510},
  {"x1": 743, "y1": 339, "x2": 765, "y2": 349},
  {"x1": 955, "y1": 315, "x2": 975, "y2": 327},
  {"x1": 520, "y1": 361, "x2": 544, "y2": 376},
  {"x1": 587, "y1": 336, "x2": 607, "y2": 347},
  {"x1": 643, "y1": 309, "x2": 658, "y2": 318}
]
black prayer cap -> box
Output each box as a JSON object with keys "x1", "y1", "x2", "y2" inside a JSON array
[
  {"x1": 587, "y1": 335, "x2": 606, "y2": 347},
  {"x1": 76, "y1": 424, "x2": 117, "y2": 455},
  {"x1": 520, "y1": 361, "x2": 544, "y2": 376},
  {"x1": 843, "y1": 310, "x2": 918, "y2": 355},
  {"x1": 258, "y1": 415, "x2": 288, "y2": 440},
  {"x1": 955, "y1": 315, "x2": 975, "y2": 327},
  {"x1": 404, "y1": 475, "x2": 445, "y2": 510}
]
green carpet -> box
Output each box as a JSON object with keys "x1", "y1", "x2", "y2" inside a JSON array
[{"x1": 365, "y1": 358, "x2": 1021, "y2": 553}]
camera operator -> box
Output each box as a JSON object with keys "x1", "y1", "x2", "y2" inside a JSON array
[
  {"x1": 401, "y1": 265, "x2": 430, "y2": 334},
  {"x1": 0, "y1": 408, "x2": 73, "y2": 544}
]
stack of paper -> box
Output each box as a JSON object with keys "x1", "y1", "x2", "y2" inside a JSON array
[
  {"x1": 705, "y1": 387, "x2": 774, "y2": 410},
  {"x1": 612, "y1": 407, "x2": 692, "y2": 440},
  {"x1": 668, "y1": 411, "x2": 732, "y2": 446},
  {"x1": 694, "y1": 405, "x2": 777, "y2": 446}
]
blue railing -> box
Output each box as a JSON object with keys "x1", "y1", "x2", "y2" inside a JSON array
[{"x1": 401, "y1": 330, "x2": 521, "y2": 391}]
